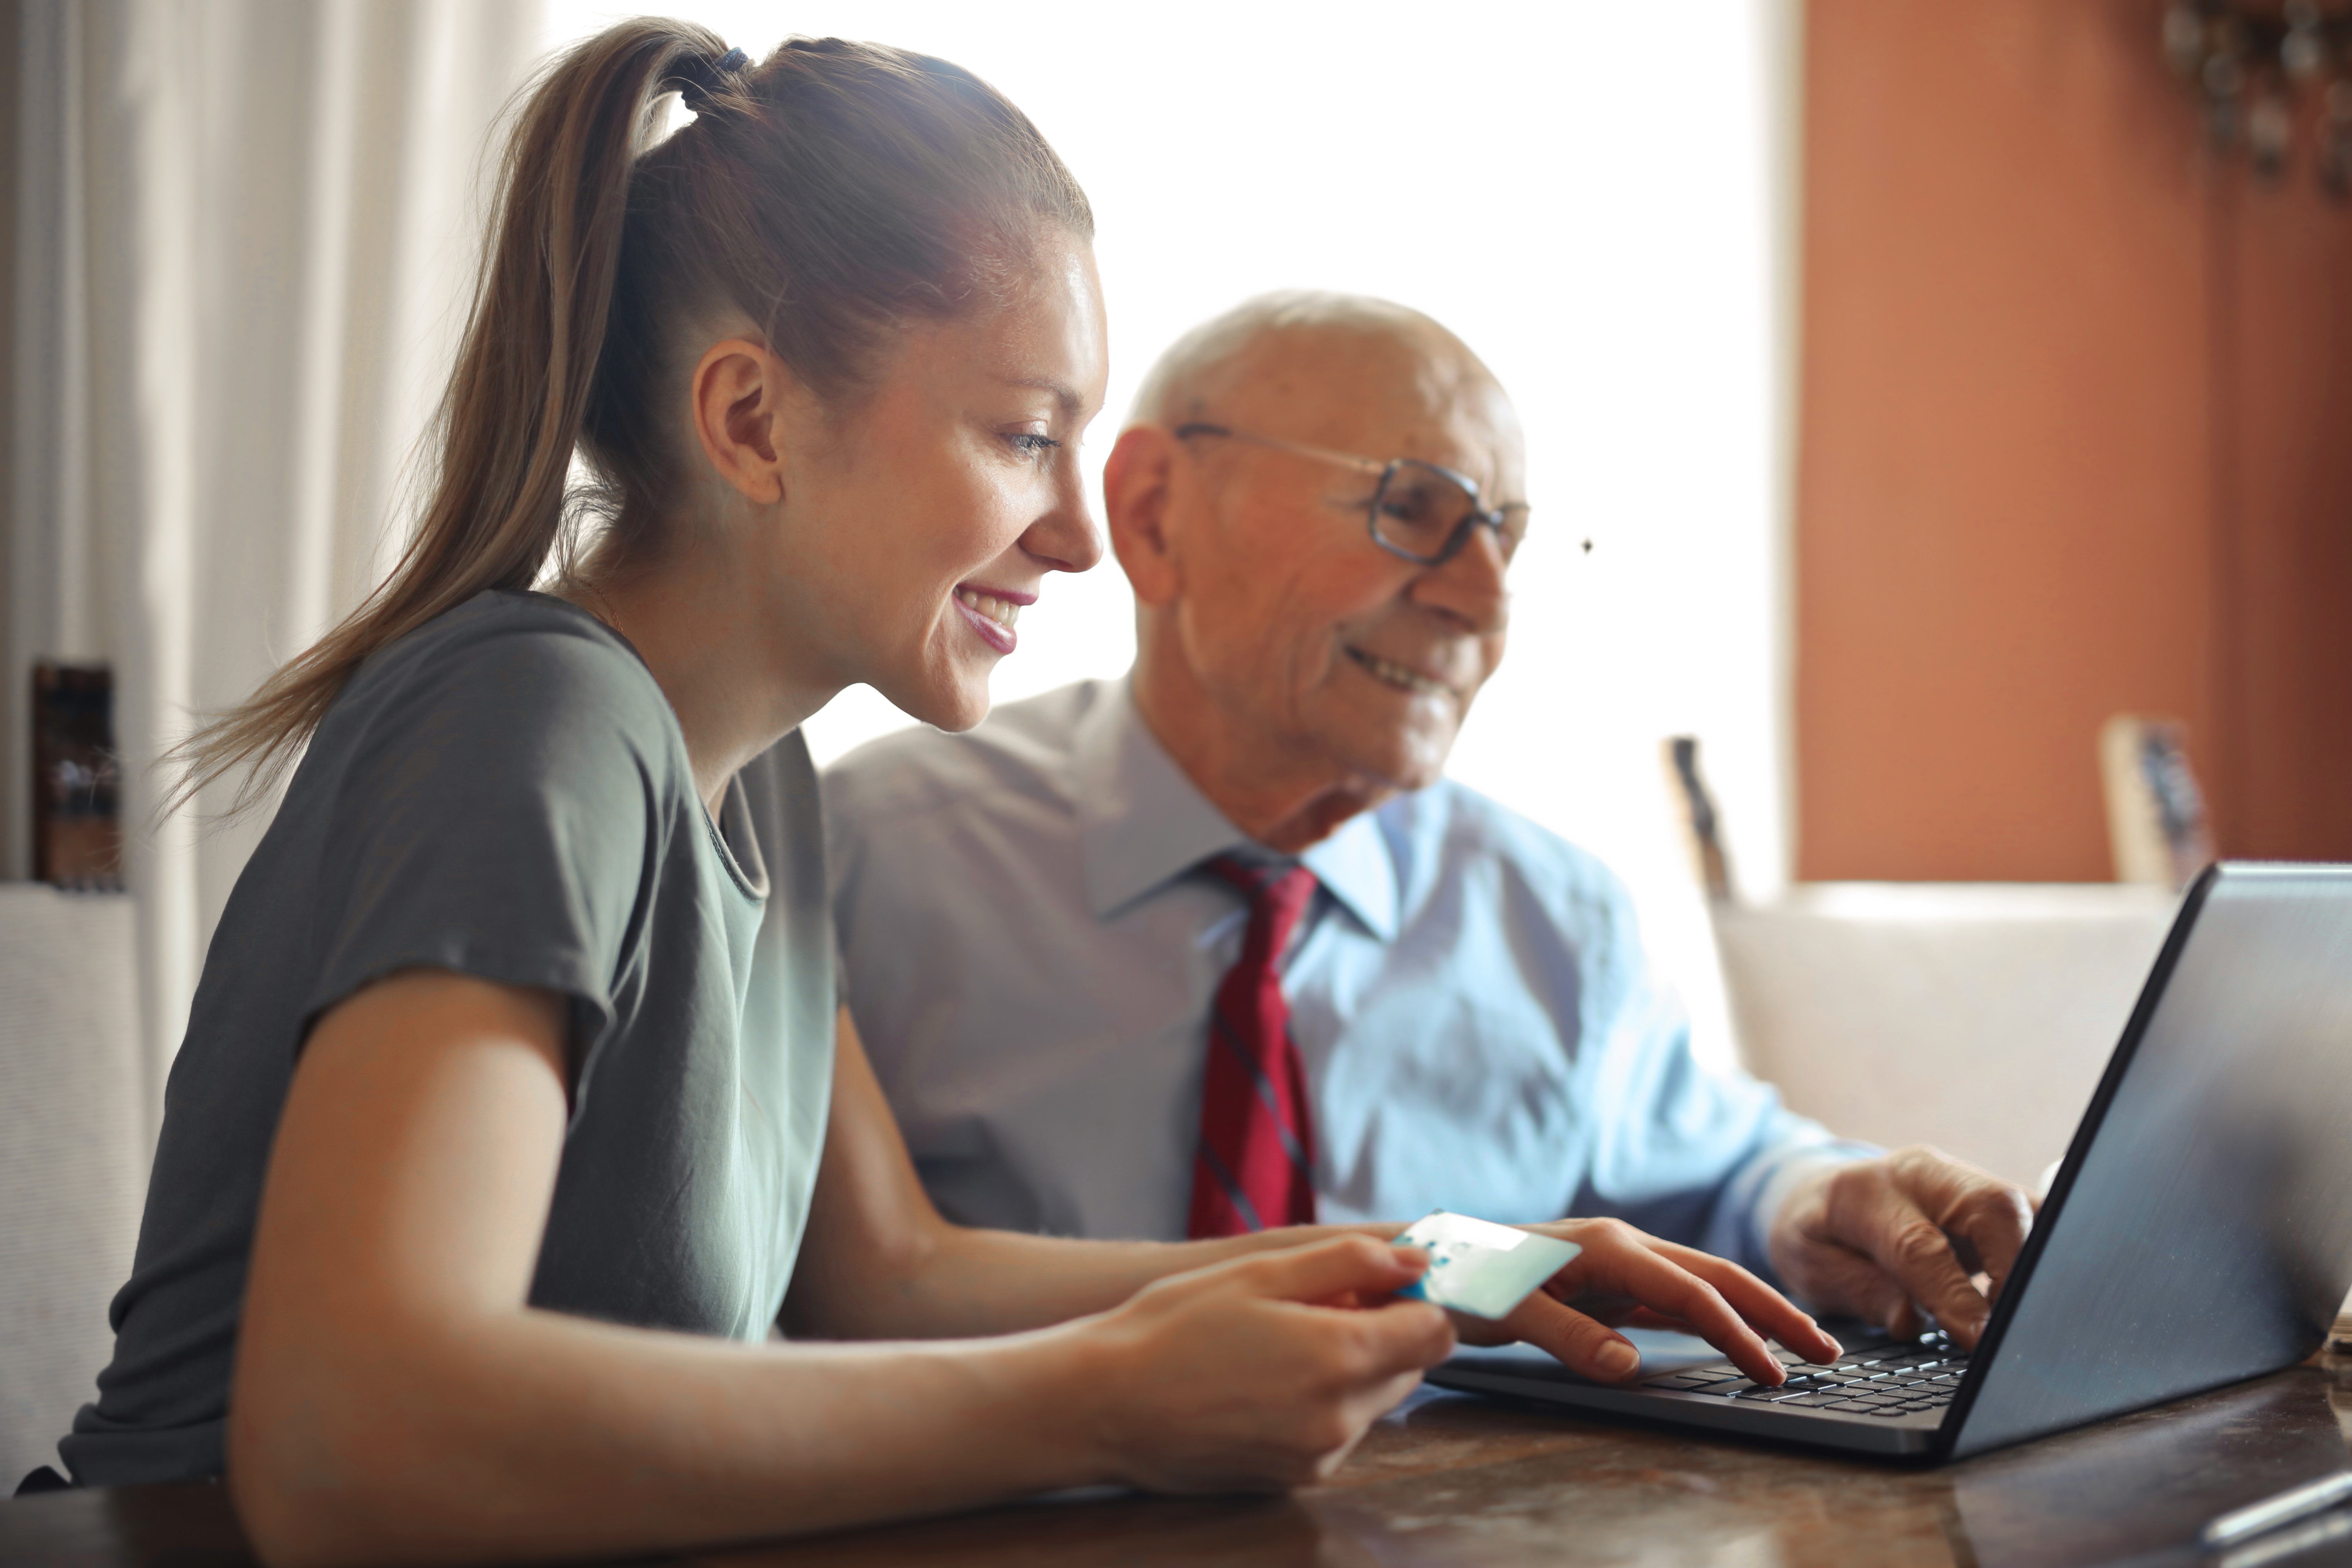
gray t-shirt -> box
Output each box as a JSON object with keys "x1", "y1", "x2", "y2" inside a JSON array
[{"x1": 61, "y1": 590, "x2": 835, "y2": 1487}]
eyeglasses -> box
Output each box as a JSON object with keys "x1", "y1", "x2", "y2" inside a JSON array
[{"x1": 1174, "y1": 423, "x2": 1533, "y2": 568}]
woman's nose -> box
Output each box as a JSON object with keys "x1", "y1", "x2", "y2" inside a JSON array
[{"x1": 1024, "y1": 474, "x2": 1105, "y2": 575}]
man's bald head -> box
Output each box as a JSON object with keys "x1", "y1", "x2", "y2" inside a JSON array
[
  {"x1": 1127, "y1": 290, "x2": 1504, "y2": 435},
  {"x1": 1102, "y1": 291, "x2": 1527, "y2": 852}
]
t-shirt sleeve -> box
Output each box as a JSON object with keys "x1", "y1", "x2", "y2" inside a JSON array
[{"x1": 300, "y1": 621, "x2": 667, "y2": 1100}]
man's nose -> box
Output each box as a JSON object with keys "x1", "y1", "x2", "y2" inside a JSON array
[
  {"x1": 1410, "y1": 524, "x2": 1510, "y2": 634},
  {"x1": 1023, "y1": 468, "x2": 1105, "y2": 576}
]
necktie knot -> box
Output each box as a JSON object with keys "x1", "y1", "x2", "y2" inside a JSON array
[{"x1": 1202, "y1": 852, "x2": 1318, "y2": 955}]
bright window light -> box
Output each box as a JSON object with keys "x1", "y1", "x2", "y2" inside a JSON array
[{"x1": 542, "y1": 1, "x2": 1798, "y2": 1063}]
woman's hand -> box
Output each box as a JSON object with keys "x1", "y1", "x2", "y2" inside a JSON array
[
  {"x1": 1450, "y1": 1218, "x2": 1843, "y2": 1386},
  {"x1": 1075, "y1": 1235, "x2": 1454, "y2": 1492}
]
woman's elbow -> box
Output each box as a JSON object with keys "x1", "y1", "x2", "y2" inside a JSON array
[
  {"x1": 228, "y1": 1406, "x2": 368, "y2": 1568},
  {"x1": 227, "y1": 1361, "x2": 442, "y2": 1568}
]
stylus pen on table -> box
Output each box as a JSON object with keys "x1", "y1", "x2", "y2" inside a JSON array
[{"x1": 2201, "y1": 1470, "x2": 2352, "y2": 1550}]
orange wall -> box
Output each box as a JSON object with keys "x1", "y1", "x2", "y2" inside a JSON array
[{"x1": 1796, "y1": 0, "x2": 2352, "y2": 881}]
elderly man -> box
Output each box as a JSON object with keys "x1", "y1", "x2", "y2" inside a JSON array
[{"x1": 824, "y1": 291, "x2": 2033, "y2": 1350}]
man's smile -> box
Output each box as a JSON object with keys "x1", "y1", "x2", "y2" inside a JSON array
[{"x1": 1343, "y1": 644, "x2": 1460, "y2": 698}]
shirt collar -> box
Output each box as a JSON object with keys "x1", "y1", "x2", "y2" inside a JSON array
[
  {"x1": 1073, "y1": 677, "x2": 1399, "y2": 941},
  {"x1": 1298, "y1": 810, "x2": 1398, "y2": 942}
]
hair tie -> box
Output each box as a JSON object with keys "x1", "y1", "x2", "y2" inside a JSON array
[{"x1": 677, "y1": 46, "x2": 749, "y2": 111}]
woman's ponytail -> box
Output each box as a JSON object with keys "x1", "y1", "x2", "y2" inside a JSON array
[
  {"x1": 171, "y1": 20, "x2": 724, "y2": 815},
  {"x1": 174, "y1": 19, "x2": 1091, "y2": 817}
]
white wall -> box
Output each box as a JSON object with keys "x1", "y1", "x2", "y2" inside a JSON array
[{"x1": 541, "y1": 0, "x2": 1805, "y2": 1058}]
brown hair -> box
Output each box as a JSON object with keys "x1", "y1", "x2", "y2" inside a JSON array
[{"x1": 174, "y1": 18, "x2": 1091, "y2": 815}]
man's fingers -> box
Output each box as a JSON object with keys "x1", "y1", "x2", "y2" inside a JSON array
[
  {"x1": 1879, "y1": 1209, "x2": 1991, "y2": 1344},
  {"x1": 1878, "y1": 1149, "x2": 2035, "y2": 1338},
  {"x1": 1498, "y1": 1292, "x2": 1646, "y2": 1382},
  {"x1": 1946, "y1": 1182, "x2": 2035, "y2": 1302},
  {"x1": 1826, "y1": 1164, "x2": 1994, "y2": 1345},
  {"x1": 1801, "y1": 1238, "x2": 1919, "y2": 1339}
]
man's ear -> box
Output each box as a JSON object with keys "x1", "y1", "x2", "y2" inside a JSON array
[
  {"x1": 690, "y1": 337, "x2": 794, "y2": 505},
  {"x1": 1103, "y1": 425, "x2": 1182, "y2": 607}
]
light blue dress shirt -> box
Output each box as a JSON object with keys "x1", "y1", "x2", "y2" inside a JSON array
[{"x1": 823, "y1": 677, "x2": 1867, "y2": 1274}]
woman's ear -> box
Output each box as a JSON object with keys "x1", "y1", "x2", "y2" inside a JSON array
[
  {"x1": 1103, "y1": 425, "x2": 1182, "y2": 607},
  {"x1": 689, "y1": 338, "x2": 796, "y2": 504}
]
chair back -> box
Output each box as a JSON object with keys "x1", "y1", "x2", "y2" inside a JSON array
[{"x1": 0, "y1": 885, "x2": 148, "y2": 1487}]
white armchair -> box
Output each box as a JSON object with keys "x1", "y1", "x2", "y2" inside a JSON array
[
  {"x1": 1713, "y1": 883, "x2": 2179, "y2": 1189},
  {"x1": 0, "y1": 886, "x2": 148, "y2": 1488}
]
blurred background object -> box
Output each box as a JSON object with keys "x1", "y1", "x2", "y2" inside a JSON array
[
  {"x1": 1665, "y1": 736, "x2": 1737, "y2": 904},
  {"x1": 29, "y1": 661, "x2": 120, "y2": 891},
  {"x1": 1714, "y1": 882, "x2": 2177, "y2": 1190},
  {"x1": 2165, "y1": 0, "x2": 2352, "y2": 193},
  {"x1": 2099, "y1": 714, "x2": 2217, "y2": 890},
  {"x1": 0, "y1": 884, "x2": 144, "y2": 1488}
]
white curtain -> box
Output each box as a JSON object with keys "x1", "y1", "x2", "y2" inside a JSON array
[{"x1": 7, "y1": 0, "x2": 549, "y2": 1117}]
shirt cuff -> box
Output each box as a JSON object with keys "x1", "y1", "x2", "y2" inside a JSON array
[{"x1": 1713, "y1": 1139, "x2": 1881, "y2": 1280}]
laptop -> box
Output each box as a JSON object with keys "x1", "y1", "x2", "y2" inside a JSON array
[{"x1": 1429, "y1": 862, "x2": 2352, "y2": 1460}]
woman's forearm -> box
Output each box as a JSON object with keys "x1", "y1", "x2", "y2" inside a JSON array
[
  {"x1": 787, "y1": 1011, "x2": 1407, "y2": 1341},
  {"x1": 802, "y1": 1219, "x2": 1406, "y2": 1341},
  {"x1": 233, "y1": 1300, "x2": 1108, "y2": 1566}
]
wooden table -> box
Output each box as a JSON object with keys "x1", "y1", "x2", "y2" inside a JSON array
[{"x1": 10, "y1": 1350, "x2": 2351, "y2": 1568}]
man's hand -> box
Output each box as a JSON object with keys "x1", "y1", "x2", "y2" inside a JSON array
[
  {"x1": 1450, "y1": 1218, "x2": 1844, "y2": 1387},
  {"x1": 1767, "y1": 1147, "x2": 2036, "y2": 1349}
]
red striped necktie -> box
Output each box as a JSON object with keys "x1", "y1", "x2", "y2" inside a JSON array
[{"x1": 1187, "y1": 854, "x2": 1320, "y2": 1238}]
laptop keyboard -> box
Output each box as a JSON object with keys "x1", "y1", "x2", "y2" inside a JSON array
[{"x1": 1636, "y1": 1329, "x2": 1972, "y2": 1419}]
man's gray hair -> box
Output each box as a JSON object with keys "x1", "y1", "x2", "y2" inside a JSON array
[{"x1": 1125, "y1": 290, "x2": 1473, "y2": 429}]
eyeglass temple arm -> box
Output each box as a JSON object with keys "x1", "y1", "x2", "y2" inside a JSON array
[
  {"x1": 1178, "y1": 422, "x2": 1532, "y2": 532},
  {"x1": 1171, "y1": 422, "x2": 1391, "y2": 480}
]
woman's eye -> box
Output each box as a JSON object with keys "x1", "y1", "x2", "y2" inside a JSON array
[{"x1": 1008, "y1": 432, "x2": 1061, "y2": 460}]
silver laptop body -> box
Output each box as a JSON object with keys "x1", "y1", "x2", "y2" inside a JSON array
[{"x1": 1429, "y1": 863, "x2": 2352, "y2": 1460}]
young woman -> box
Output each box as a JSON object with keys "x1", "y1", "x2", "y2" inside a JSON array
[{"x1": 55, "y1": 20, "x2": 1837, "y2": 1564}]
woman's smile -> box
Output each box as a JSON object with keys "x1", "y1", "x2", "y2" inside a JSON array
[{"x1": 954, "y1": 583, "x2": 1032, "y2": 654}]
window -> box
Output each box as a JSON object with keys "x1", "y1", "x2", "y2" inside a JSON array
[{"x1": 545, "y1": 1, "x2": 1799, "y2": 1057}]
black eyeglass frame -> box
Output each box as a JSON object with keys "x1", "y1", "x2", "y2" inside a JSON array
[{"x1": 1173, "y1": 422, "x2": 1530, "y2": 568}]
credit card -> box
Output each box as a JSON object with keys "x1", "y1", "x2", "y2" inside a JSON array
[{"x1": 1393, "y1": 1211, "x2": 1581, "y2": 1320}]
